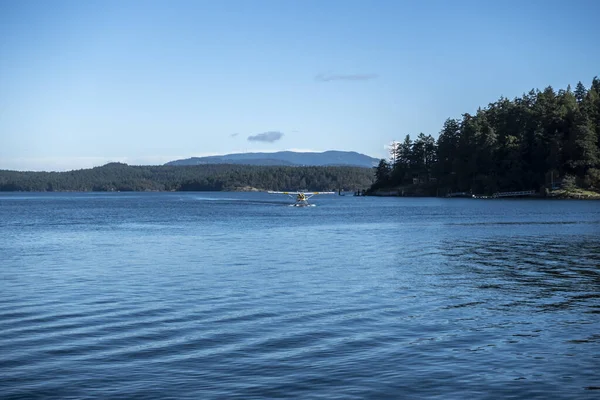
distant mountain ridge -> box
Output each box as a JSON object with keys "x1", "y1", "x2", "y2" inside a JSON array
[{"x1": 165, "y1": 151, "x2": 379, "y2": 168}]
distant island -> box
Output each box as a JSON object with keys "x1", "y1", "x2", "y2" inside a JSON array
[
  {"x1": 0, "y1": 163, "x2": 374, "y2": 192},
  {"x1": 165, "y1": 150, "x2": 379, "y2": 168},
  {"x1": 368, "y1": 76, "x2": 600, "y2": 199}
]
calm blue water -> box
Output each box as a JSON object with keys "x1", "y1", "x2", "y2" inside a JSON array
[{"x1": 1, "y1": 192, "x2": 599, "y2": 399}]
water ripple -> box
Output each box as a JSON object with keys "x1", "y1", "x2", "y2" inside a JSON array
[{"x1": 1, "y1": 194, "x2": 599, "y2": 399}]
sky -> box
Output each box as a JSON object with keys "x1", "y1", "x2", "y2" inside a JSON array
[{"x1": 1, "y1": 0, "x2": 599, "y2": 171}]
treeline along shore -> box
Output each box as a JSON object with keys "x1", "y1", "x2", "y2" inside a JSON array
[
  {"x1": 0, "y1": 163, "x2": 374, "y2": 192},
  {"x1": 369, "y1": 76, "x2": 600, "y2": 198}
]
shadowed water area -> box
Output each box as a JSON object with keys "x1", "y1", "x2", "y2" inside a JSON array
[{"x1": 1, "y1": 192, "x2": 599, "y2": 399}]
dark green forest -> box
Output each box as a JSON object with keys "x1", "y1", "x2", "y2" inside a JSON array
[
  {"x1": 371, "y1": 77, "x2": 600, "y2": 196},
  {"x1": 0, "y1": 163, "x2": 374, "y2": 192}
]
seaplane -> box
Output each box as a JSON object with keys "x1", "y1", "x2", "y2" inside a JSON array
[{"x1": 267, "y1": 191, "x2": 335, "y2": 207}]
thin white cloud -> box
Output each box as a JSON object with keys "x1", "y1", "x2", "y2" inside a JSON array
[
  {"x1": 0, "y1": 155, "x2": 218, "y2": 172},
  {"x1": 315, "y1": 72, "x2": 379, "y2": 82}
]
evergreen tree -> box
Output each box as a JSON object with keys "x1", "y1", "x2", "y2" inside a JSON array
[
  {"x1": 436, "y1": 118, "x2": 461, "y2": 189},
  {"x1": 373, "y1": 159, "x2": 391, "y2": 187},
  {"x1": 569, "y1": 111, "x2": 599, "y2": 174},
  {"x1": 574, "y1": 81, "x2": 587, "y2": 103}
]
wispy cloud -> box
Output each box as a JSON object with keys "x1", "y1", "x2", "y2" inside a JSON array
[
  {"x1": 247, "y1": 131, "x2": 284, "y2": 143},
  {"x1": 230, "y1": 133, "x2": 239, "y2": 138},
  {"x1": 315, "y1": 72, "x2": 379, "y2": 82}
]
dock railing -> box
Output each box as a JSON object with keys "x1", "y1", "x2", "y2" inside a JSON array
[{"x1": 493, "y1": 190, "x2": 536, "y2": 198}]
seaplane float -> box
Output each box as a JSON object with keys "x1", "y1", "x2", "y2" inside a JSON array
[{"x1": 267, "y1": 191, "x2": 335, "y2": 207}]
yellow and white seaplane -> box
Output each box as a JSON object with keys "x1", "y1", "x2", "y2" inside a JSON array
[{"x1": 267, "y1": 191, "x2": 335, "y2": 207}]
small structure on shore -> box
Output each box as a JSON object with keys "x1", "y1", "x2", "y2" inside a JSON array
[{"x1": 446, "y1": 192, "x2": 474, "y2": 198}]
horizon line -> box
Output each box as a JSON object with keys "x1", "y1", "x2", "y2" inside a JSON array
[{"x1": 0, "y1": 149, "x2": 381, "y2": 172}]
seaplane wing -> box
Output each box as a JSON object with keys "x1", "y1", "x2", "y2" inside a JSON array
[
  {"x1": 267, "y1": 191, "x2": 335, "y2": 195},
  {"x1": 267, "y1": 190, "x2": 335, "y2": 206},
  {"x1": 267, "y1": 191, "x2": 299, "y2": 195}
]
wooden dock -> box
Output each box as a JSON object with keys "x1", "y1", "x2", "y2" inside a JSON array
[
  {"x1": 493, "y1": 190, "x2": 536, "y2": 198},
  {"x1": 446, "y1": 192, "x2": 474, "y2": 198}
]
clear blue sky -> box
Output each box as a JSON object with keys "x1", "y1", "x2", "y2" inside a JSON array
[{"x1": 1, "y1": 0, "x2": 599, "y2": 171}]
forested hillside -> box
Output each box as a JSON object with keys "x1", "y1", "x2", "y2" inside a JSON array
[
  {"x1": 0, "y1": 163, "x2": 373, "y2": 192},
  {"x1": 372, "y1": 77, "x2": 600, "y2": 196}
]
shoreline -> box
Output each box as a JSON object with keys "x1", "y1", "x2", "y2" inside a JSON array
[
  {"x1": 367, "y1": 188, "x2": 600, "y2": 200},
  {"x1": 2, "y1": 187, "x2": 599, "y2": 199}
]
